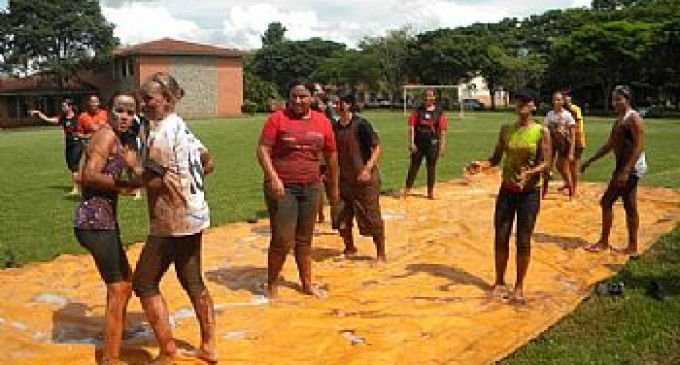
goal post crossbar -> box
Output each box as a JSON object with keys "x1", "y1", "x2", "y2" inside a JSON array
[{"x1": 402, "y1": 84, "x2": 464, "y2": 117}]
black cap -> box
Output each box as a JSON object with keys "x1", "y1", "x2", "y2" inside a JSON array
[
  {"x1": 514, "y1": 87, "x2": 538, "y2": 104},
  {"x1": 338, "y1": 91, "x2": 356, "y2": 105}
]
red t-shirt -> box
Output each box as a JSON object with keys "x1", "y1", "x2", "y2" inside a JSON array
[
  {"x1": 260, "y1": 109, "x2": 336, "y2": 184},
  {"x1": 408, "y1": 106, "x2": 448, "y2": 132}
]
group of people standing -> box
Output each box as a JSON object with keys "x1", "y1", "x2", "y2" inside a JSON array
[
  {"x1": 30, "y1": 95, "x2": 109, "y2": 195},
  {"x1": 467, "y1": 85, "x2": 646, "y2": 302},
  {"x1": 34, "y1": 76, "x2": 645, "y2": 364},
  {"x1": 256, "y1": 79, "x2": 387, "y2": 299}
]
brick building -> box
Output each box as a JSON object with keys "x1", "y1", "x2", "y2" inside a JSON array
[{"x1": 0, "y1": 38, "x2": 244, "y2": 127}]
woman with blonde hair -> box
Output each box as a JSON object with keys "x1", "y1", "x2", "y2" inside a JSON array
[{"x1": 132, "y1": 72, "x2": 217, "y2": 364}]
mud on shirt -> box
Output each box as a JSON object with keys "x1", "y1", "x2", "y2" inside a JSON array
[
  {"x1": 146, "y1": 113, "x2": 210, "y2": 237},
  {"x1": 543, "y1": 110, "x2": 575, "y2": 142}
]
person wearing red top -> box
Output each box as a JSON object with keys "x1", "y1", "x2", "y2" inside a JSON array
[
  {"x1": 78, "y1": 95, "x2": 109, "y2": 143},
  {"x1": 257, "y1": 78, "x2": 339, "y2": 299},
  {"x1": 403, "y1": 88, "x2": 448, "y2": 199}
]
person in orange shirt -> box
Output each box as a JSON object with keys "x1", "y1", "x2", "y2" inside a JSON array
[{"x1": 78, "y1": 95, "x2": 109, "y2": 144}]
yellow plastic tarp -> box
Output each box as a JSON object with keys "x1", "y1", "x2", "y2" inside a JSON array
[{"x1": 1, "y1": 176, "x2": 679, "y2": 365}]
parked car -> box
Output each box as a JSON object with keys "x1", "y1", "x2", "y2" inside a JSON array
[
  {"x1": 461, "y1": 98, "x2": 485, "y2": 110},
  {"x1": 638, "y1": 105, "x2": 664, "y2": 118}
]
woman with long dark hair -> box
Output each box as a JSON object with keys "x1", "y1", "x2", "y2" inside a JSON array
[{"x1": 73, "y1": 92, "x2": 144, "y2": 365}]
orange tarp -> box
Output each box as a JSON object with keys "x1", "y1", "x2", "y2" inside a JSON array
[{"x1": 1, "y1": 176, "x2": 679, "y2": 365}]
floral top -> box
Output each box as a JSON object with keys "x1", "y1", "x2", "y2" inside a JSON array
[{"x1": 74, "y1": 145, "x2": 125, "y2": 230}]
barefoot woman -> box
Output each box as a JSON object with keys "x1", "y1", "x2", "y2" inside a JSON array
[
  {"x1": 468, "y1": 89, "x2": 552, "y2": 303},
  {"x1": 257, "y1": 78, "x2": 339, "y2": 299}
]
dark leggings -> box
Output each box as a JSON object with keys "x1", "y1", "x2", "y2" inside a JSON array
[
  {"x1": 75, "y1": 228, "x2": 131, "y2": 284},
  {"x1": 494, "y1": 188, "x2": 541, "y2": 256},
  {"x1": 132, "y1": 233, "x2": 206, "y2": 298},
  {"x1": 405, "y1": 140, "x2": 439, "y2": 191}
]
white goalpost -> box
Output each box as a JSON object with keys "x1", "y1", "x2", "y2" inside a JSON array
[{"x1": 402, "y1": 84, "x2": 464, "y2": 117}]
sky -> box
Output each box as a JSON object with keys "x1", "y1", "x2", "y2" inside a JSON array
[{"x1": 1, "y1": 0, "x2": 593, "y2": 49}]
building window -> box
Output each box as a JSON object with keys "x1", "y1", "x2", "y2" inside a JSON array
[
  {"x1": 127, "y1": 58, "x2": 135, "y2": 77},
  {"x1": 121, "y1": 58, "x2": 128, "y2": 78}
]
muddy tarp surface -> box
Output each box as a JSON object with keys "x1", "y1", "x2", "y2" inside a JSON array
[{"x1": 1, "y1": 176, "x2": 679, "y2": 365}]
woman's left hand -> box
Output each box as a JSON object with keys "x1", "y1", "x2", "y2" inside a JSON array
[{"x1": 357, "y1": 168, "x2": 371, "y2": 183}]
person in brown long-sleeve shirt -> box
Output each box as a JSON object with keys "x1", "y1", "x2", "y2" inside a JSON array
[{"x1": 332, "y1": 92, "x2": 386, "y2": 264}]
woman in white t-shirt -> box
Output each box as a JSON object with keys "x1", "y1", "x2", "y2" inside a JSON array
[
  {"x1": 132, "y1": 72, "x2": 217, "y2": 365},
  {"x1": 543, "y1": 91, "x2": 576, "y2": 199}
]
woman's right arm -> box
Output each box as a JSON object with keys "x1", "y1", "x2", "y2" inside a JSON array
[
  {"x1": 29, "y1": 110, "x2": 58, "y2": 124},
  {"x1": 257, "y1": 143, "x2": 284, "y2": 198},
  {"x1": 257, "y1": 115, "x2": 284, "y2": 198},
  {"x1": 408, "y1": 111, "x2": 417, "y2": 153}
]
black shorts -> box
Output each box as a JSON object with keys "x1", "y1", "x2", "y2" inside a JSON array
[
  {"x1": 74, "y1": 228, "x2": 131, "y2": 284},
  {"x1": 65, "y1": 139, "x2": 83, "y2": 172},
  {"x1": 552, "y1": 137, "x2": 571, "y2": 159}
]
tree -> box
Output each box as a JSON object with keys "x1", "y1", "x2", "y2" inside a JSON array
[
  {"x1": 648, "y1": 19, "x2": 680, "y2": 108},
  {"x1": 251, "y1": 37, "x2": 346, "y2": 95},
  {"x1": 406, "y1": 29, "x2": 474, "y2": 86},
  {"x1": 591, "y1": 0, "x2": 653, "y2": 10},
  {"x1": 549, "y1": 20, "x2": 654, "y2": 110},
  {"x1": 360, "y1": 28, "x2": 413, "y2": 105},
  {"x1": 314, "y1": 50, "x2": 381, "y2": 90},
  {"x1": 243, "y1": 71, "x2": 279, "y2": 111},
  {"x1": 0, "y1": 9, "x2": 10, "y2": 72},
  {"x1": 261, "y1": 22, "x2": 287, "y2": 48},
  {"x1": 2, "y1": 0, "x2": 118, "y2": 86}
]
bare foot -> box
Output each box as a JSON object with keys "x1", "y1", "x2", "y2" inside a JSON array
[
  {"x1": 265, "y1": 284, "x2": 279, "y2": 300},
  {"x1": 343, "y1": 247, "x2": 358, "y2": 257},
  {"x1": 614, "y1": 245, "x2": 639, "y2": 256},
  {"x1": 374, "y1": 255, "x2": 387, "y2": 267},
  {"x1": 489, "y1": 284, "x2": 510, "y2": 302},
  {"x1": 302, "y1": 284, "x2": 328, "y2": 299},
  {"x1": 511, "y1": 288, "x2": 528, "y2": 306},
  {"x1": 100, "y1": 358, "x2": 128, "y2": 365},
  {"x1": 184, "y1": 348, "x2": 218, "y2": 364},
  {"x1": 148, "y1": 354, "x2": 176, "y2": 365},
  {"x1": 585, "y1": 242, "x2": 610, "y2": 253}
]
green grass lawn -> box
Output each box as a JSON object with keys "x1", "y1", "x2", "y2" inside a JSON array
[{"x1": 1, "y1": 111, "x2": 679, "y2": 362}]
